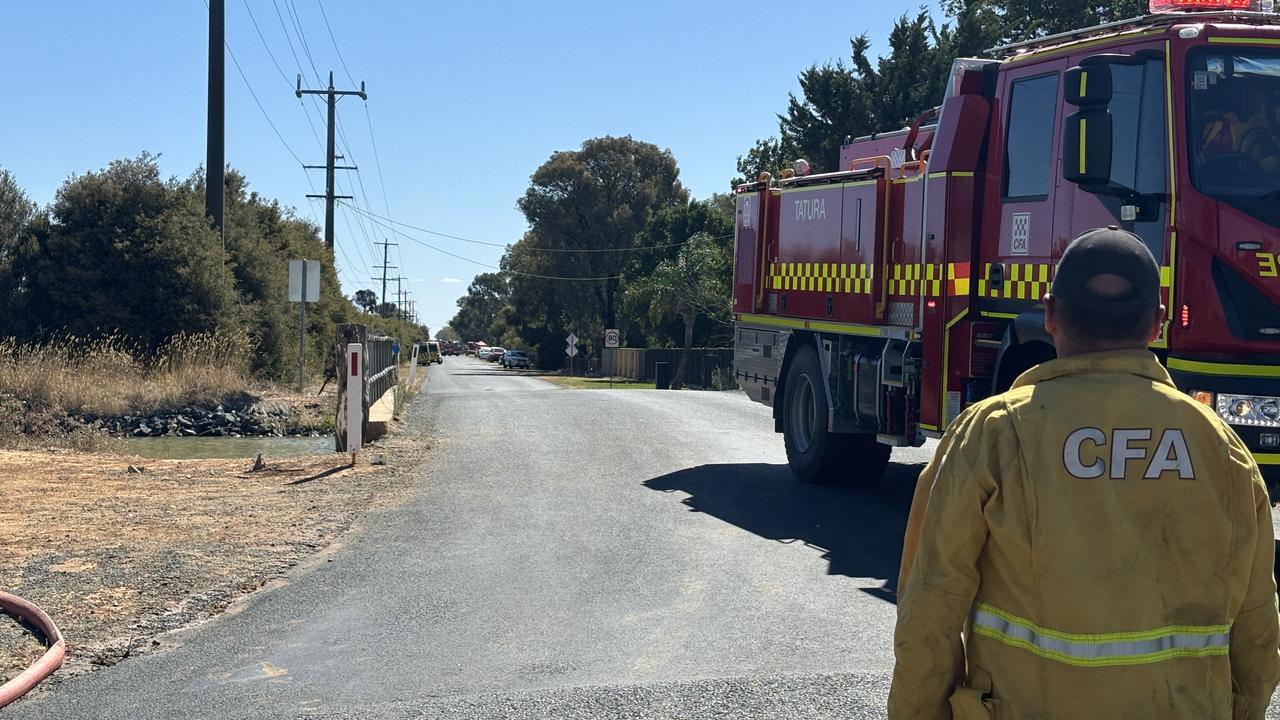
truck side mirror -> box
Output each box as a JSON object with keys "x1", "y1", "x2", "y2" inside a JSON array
[
  {"x1": 1061, "y1": 52, "x2": 1164, "y2": 205},
  {"x1": 1064, "y1": 64, "x2": 1113, "y2": 107},
  {"x1": 1062, "y1": 109, "x2": 1113, "y2": 187}
]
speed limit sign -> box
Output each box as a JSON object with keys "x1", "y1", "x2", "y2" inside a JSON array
[{"x1": 604, "y1": 328, "x2": 620, "y2": 348}]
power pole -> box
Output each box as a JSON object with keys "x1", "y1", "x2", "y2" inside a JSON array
[
  {"x1": 206, "y1": 0, "x2": 224, "y2": 234},
  {"x1": 297, "y1": 71, "x2": 366, "y2": 252},
  {"x1": 393, "y1": 277, "x2": 406, "y2": 321},
  {"x1": 372, "y1": 239, "x2": 397, "y2": 308}
]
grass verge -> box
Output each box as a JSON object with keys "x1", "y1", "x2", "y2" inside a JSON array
[{"x1": 538, "y1": 374, "x2": 656, "y2": 390}]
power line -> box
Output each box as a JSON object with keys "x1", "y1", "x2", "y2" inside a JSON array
[
  {"x1": 305, "y1": 7, "x2": 409, "y2": 280},
  {"x1": 254, "y1": 0, "x2": 369, "y2": 269},
  {"x1": 337, "y1": 205, "x2": 376, "y2": 274},
  {"x1": 269, "y1": 0, "x2": 329, "y2": 128},
  {"x1": 241, "y1": 0, "x2": 293, "y2": 88},
  {"x1": 340, "y1": 202, "x2": 719, "y2": 253},
  {"x1": 212, "y1": 0, "x2": 324, "y2": 240},
  {"x1": 222, "y1": 27, "x2": 305, "y2": 166},
  {"x1": 316, "y1": 0, "x2": 356, "y2": 86},
  {"x1": 335, "y1": 241, "x2": 368, "y2": 282},
  {"x1": 333, "y1": 165, "x2": 383, "y2": 262},
  {"x1": 202, "y1": 0, "x2": 363, "y2": 292},
  {"x1": 360, "y1": 102, "x2": 407, "y2": 262},
  {"x1": 337, "y1": 198, "x2": 376, "y2": 269},
  {"x1": 284, "y1": 0, "x2": 325, "y2": 86},
  {"x1": 266, "y1": 0, "x2": 385, "y2": 269},
  {"x1": 271, "y1": 0, "x2": 313, "y2": 85},
  {"x1": 344, "y1": 203, "x2": 627, "y2": 282}
]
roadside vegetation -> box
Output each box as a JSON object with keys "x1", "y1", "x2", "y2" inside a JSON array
[
  {"x1": 0, "y1": 332, "x2": 251, "y2": 419},
  {"x1": 0, "y1": 157, "x2": 428, "y2": 446}
]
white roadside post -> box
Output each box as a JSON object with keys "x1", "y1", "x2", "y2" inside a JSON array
[
  {"x1": 346, "y1": 342, "x2": 363, "y2": 463},
  {"x1": 406, "y1": 342, "x2": 420, "y2": 389}
]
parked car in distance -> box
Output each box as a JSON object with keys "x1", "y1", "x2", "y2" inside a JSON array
[
  {"x1": 501, "y1": 350, "x2": 531, "y2": 369},
  {"x1": 425, "y1": 341, "x2": 443, "y2": 364},
  {"x1": 478, "y1": 347, "x2": 493, "y2": 360},
  {"x1": 488, "y1": 347, "x2": 506, "y2": 362}
]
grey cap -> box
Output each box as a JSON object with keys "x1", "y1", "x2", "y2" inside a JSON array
[{"x1": 1052, "y1": 226, "x2": 1160, "y2": 312}]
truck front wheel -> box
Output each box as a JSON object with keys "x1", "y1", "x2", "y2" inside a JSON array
[{"x1": 782, "y1": 345, "x2": 889, "y2": 486}]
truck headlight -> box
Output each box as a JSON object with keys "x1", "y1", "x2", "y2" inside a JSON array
[{"x1": 1216, "y1": 394, "x2": 1280, "y2": 428}]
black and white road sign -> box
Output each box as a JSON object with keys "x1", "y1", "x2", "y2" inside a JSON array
[
  {"x1": 565, "y1": 332, "x2": 579, "y2": 357},
  {"x1": 604, "y1": 329, "x2": 620, "y2": 348}
]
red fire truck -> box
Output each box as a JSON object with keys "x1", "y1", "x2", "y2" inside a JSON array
[{"x1": 733, "y1": 0, "x2": 1280, "y2": 492}]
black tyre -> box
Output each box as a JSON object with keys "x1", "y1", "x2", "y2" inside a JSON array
[
  {"x1": 782, "y1": 345, "x2": 838, "y2": 483},
  {"x1": 840, "y1": 434, "x2": 891, "y2": 487},
  {"x1": 782, "y1": 344, "x2": 891, "y2": 486}
]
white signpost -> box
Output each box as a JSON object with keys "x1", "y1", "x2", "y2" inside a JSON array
[
  {"x1": 289, "y1": 259, "x2": 321, "y2": 391},
  {"x1": 345, "y1": 342, "x2": 363, "y2": 459}
]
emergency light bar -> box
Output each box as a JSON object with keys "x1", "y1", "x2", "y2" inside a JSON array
[{"x1": 1150, "y1": 0, "x2": 1273, "y2": 11}]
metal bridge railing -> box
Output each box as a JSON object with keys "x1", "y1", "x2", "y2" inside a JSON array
[{"x1": 365, "y1": 334, "x2": 398, "y2": 405}]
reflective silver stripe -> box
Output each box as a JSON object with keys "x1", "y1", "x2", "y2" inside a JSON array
[{"x1": 971, "y1": 603, "x2": 1231, "y2": 668}]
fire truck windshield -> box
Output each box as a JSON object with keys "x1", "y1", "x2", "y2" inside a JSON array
[{"x1": 1189, "y1": 49, "x2": 1280, "y2": 226}]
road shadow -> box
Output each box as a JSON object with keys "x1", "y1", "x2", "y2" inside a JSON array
[
  {"x1": 448, "y1": 372, "x2": 524, "y2": 376},
  {"x1": 644, "y1": 460, "x2": 924, "y2": 602}
]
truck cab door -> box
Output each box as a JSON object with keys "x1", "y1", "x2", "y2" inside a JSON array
[{"x1": 981, "y1": 61, "x2": 1068, "y2": 314}]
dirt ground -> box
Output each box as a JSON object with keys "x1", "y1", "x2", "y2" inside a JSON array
[{"x1": 0, "y1": 373, "x2": 430, "y2": 687}]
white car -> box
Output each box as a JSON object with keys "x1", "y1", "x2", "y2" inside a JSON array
[{"x1": 478, "y1": 347, "x2": 493, "y2": 360}]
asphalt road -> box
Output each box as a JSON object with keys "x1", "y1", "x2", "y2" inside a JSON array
[{"x1": 12, "y1": 357, "x2": 1280, "y2": 719}]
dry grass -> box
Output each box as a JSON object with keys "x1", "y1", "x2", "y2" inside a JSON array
[
  {"x1": 0, "y1": 332, "x2": 252, "y2": 418},
  {"x1": 0, "y1": 447, "x2": 407, "y2": 682},
  {"x1": 537, "y1": 373, "x2": 656, "y2": 390}
]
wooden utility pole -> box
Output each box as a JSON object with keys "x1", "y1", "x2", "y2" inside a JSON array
[
  {"x1": 206, "y1": 0, "x2": 224, "y2": 233},
  {"x1": 372, "y1": 239, "x2": 397, "y2": 309},
  {"x1": 393, "y1": 277, "x2": 406, "y2": 321},
  {"x1": 297, "y1": 71, "x2": 366, "y2": 251}
]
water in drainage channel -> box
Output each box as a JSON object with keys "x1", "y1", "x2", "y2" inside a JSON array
[{"x1": 124, "y1": 435, "x2": 337, "y2": 460}]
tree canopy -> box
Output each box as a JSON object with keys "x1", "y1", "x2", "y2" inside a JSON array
[
  {"x1": 0, "y1": 156, "x2": 427, "y2": 381},
  {"x1": 499, "y1": 136, "x2": 690, "y2": 363},
  {"x1": 739, "y1": 0, "x2": 1150, "y2": 181}
]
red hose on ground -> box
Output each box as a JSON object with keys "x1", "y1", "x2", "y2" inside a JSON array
[{"x1": 0, "y1": 591, "x2": 66, "y2": 708}]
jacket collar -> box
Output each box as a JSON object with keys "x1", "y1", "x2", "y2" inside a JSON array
[{"x1": 1010, "y1": 349, "x2": 1175, "y2": 390}]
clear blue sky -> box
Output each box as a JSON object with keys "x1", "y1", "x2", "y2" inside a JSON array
[{"x1": 0, "y1": 1, "x2": 943, "y2": 335}]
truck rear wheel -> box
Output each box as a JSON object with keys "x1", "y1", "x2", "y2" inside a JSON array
[{"x1": 782, "y1": 345, "x2": 890, "y2": 486}]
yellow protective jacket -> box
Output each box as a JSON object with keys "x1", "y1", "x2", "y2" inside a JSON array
[{"x1": 889, "y1": 350, "x2": 1280, "y2": 720}]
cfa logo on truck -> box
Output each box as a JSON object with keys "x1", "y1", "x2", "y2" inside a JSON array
[
  {"x1": 1063, "y1": 427, "x2": 1194, "y2": 480},
  {"x1": 794, "y1": 198, "x2": 826, "y2": 221}
]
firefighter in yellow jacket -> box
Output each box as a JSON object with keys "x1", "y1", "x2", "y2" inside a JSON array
[{"x1": 888, "y1": 227, "x2": 1280, "y2": 719}]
